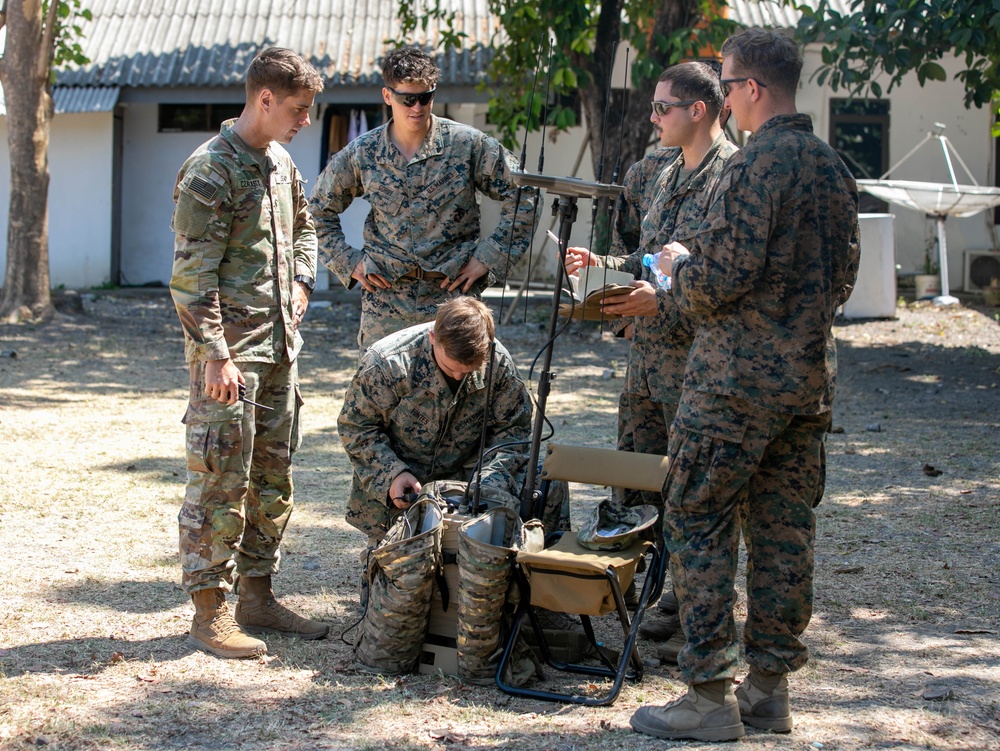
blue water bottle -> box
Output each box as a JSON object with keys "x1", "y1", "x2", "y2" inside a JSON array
[{"x1": 642, "y1": 253, "x2": 671, "y2": 290}]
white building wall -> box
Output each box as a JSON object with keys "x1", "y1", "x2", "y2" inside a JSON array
[
  {"x1": 796, "y1": 50, "x2": 996, "y2": 284},
  {"x1": 118, "y1": 101, "x2": 327, "y2": 288},
  {"x1": 0, "y1": 111, "x2": 114, "y2": 289}
]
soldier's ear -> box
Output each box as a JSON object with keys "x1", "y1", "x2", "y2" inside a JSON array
[{"x1": 257, "y1": 87, "x2": 275, "y2": 113}]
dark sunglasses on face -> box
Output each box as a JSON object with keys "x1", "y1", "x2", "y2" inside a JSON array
[
  {"x1": 719, "y1": 77, "x2": 768, "y2": 96},
  {"x1": 650, "y1": 99, "x2": 699, "y2": 116},
  {"x1": 386, "y1": 86, "x2": 436, "y2": 107}
]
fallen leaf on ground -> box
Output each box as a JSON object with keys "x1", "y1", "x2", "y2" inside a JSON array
[
  {"x1": 954, "y1": 628, "x2": 997, "y2": 634},
  {"x1": 922, "y1": 687, "x2": 954, "y2": 701}
]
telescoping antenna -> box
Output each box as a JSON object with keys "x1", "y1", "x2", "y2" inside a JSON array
[
  {"x1": 464, "y1": 39, "x2": 547, "y2": 517},
  {"x1": 510, "y1": 47, "x2": 626, "y2": 520}
]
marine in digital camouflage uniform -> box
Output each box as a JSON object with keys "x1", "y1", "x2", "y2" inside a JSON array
[
  {"x1": 170, "y1": 48, "x2": 329, "y2": 659},
  {"x1": 338, "y1": 299, "x2": 534, "y2": 548},
  {"x1": 605, "y1": 147, "x2": 679, "y2": 506},
  {"x1": 566, "y1": 64, "x2": 736, "y2": 524},
  {"x1": 629, "y1": 30, "x2": 860, "y2": 742},
  {"x1": 309, "y1": 46, "x2": 537, "y2": 352}
]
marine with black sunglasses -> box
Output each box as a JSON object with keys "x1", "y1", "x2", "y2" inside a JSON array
[{"x1": 310, "y1": 46, "x2": 538, "y2": 352}]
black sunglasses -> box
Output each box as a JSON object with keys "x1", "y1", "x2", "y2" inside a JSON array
[
  {"x1": 650, "y1": 99, "x2": 699, "y2": 116},
  {"x1": 386, "y1": 86, "x2": 436, "y2": 107},
  {"x1": 719, "y1": 77, "x2": 768, "y2": 96}
]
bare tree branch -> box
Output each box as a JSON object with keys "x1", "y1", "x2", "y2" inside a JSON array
[{"x1": 38, "y1": 0, "x2": 61, "y2": 81}]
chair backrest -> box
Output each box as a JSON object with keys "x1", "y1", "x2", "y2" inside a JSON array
[{"x1": 540, "y1": 443, "x2": 669, "y2": 493}]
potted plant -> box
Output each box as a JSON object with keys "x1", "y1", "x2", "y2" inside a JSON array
[
  {"x1": 983, "y1": 277, "x2": 1000, "y2": 306},
  {"x1": 914, "y1": 235, "x2": 941, "y2": 299}
]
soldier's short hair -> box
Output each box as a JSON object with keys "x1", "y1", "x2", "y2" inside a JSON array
[
  {"x1": 246, "y1": 47, "x2": 324, "y2": 99},
  {"x1": 434, "y1": 298, "x2": 494, "y2": 367},
  {"x1": 382, "y1": 46, "x2": 441, "y2": 89},
  {"x1": 721, "y1": 28, "x2": 802, "y2": 99},
  {"x1": 658, "y1": 62, "x2": 725, "y2": 121}
]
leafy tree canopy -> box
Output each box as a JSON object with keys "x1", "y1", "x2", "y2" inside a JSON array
[
  {"x1": 792, "y1": 0, "x2": 1000, "y2": 108},
  {"x1": 395, "y1": 1, "x2": 739, "y2": 157}
]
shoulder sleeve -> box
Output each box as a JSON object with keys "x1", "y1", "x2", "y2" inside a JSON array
[{"x1": 169, "y1": 155, "x2": 234, "y2": 362}]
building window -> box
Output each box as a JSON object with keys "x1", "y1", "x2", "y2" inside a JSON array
[
  {"x1": 320, "y1": 105, "x2": 384, "y2": 170},
  {"x1": 830, "y1": 99, "x2": 890, "y2": 213},
  {"x1": 159, "y1": 104, "x2": 243, "y2": 133}
]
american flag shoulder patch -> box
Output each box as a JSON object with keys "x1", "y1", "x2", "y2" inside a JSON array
[{"x1": 183, "y1": 170, "x2": 225, "y2": 205}]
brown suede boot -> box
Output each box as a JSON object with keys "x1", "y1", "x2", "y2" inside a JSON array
[
  {"x1": 736, "y1": 670, "x2": 792, "y2": 732},
  {"x1": 234, "y1": 575, "x2": 329, "y2": 640},
  {"x1": 630, "y1": 680, "x2": 745, "y2": 742},
  {"x1": 188, "y1": 588, "x2": 267, "y2": 659},
  {"x1": 639, "y1": 610, "x2": 681, "y2": 642}
]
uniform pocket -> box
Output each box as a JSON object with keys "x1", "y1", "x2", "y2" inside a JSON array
[
  {"x1": 674, "y1": 393, "x2": 747, "y2": 445},
  {"x1": 171, "y1": 195, "x2": 216, "y2": 239},
  {"x1": 369, "y1": 188, "x2": 404, "y2": 217},
  {"x1": 182, "y1": 397, "x2": 248, "y2": 475}
]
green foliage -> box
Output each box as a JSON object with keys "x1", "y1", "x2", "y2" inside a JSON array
[
  {"x1": 392, "y1": 1, "x2": 738, "y2": 150},
  {"x1": 792, "y1": 0, "x2": 1000, "y2": 126},
  {"x1": 394, "y1": 0, "x2": 467, "y2": 50},
  {"x1": 45, "y1": 0, "x2": 93, "y2": 78}
]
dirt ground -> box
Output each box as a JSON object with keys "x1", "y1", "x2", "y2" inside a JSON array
[{"x1": 0, "y1": 287, "x2": 998, "y2": 751}]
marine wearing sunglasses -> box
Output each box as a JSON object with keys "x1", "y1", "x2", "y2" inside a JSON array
[
  {"x1": 385, "y1": 86, "x2": 436, "y2": 108},
  {"x1": 650, "y1": 99, "x2": 699, "y2": 116}
]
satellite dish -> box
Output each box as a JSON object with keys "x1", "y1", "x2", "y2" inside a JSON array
[{"x1": 856, "y1": 125, "x2": 1000, "y2": 305}]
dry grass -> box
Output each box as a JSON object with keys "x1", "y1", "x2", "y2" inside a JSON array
[{"x1": 1, "y1": 291, "x2": 998, "y2": 751}]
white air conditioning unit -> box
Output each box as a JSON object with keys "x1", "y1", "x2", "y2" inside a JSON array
[{"x1": 963, "y1": 250, "x2": 1000, "y2": 291}]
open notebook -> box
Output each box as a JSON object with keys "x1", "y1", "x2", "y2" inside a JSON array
[{"x1": 560, "y1": 266, "x2": 635, "y2": 321}]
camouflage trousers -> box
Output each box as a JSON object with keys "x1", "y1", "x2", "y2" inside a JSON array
[
  {"x1": 614, "y1": 390, "x2": 676, "y2": 550},
  {"x1": 663, "y1": 390, "x2": 829, "y2": 684},
  {"x1": 178, "y1": 359, "x2": 302, "y2": 594},
  {"x1": 358, "y1": 276, "x2": 481, "y2": 352}
]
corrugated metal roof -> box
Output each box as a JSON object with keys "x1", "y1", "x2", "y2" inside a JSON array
[
  {"x1": 56, "y1": 0, "x2": 498, "y2": 90},
  {"x1": 728, "y1": 0, "x2": 854, "y2": 29},
  {"x1": 42, "y1": 0, "x2": 855, "y2": 96},
  {"x1": 54, "y1": 86, "x2": 121, "y2": 114},
  {"x1": 0, "y1": 85, "x2": 119, "y2": 117}
]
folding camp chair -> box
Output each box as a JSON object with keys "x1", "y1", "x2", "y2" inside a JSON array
[{"x1": 495, "y1": 443, "x2": 670, "y2": 706}]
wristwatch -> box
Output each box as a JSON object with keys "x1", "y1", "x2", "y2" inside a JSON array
[{"x1": 293, "y1": 275, "x2": 315, "y2": 293}]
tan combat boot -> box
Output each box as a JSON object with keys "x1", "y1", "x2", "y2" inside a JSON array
[
  {"x1": 630, "y1": 680, "x2": 745, "y2": 742},
  {"x1": 234, "y1": 575, "x2": 329, "y2": 640},
  {"x1": 736, "y1": 669, "x2": 792, "y2": 732},
  {"x1": 639, "y1": 610, "x2": 681, "y2": 642},
  {"x1": 188, "y1": 588, "x2": 267, "y2": 659}
]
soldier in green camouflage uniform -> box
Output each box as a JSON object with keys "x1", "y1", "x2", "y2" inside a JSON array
[
  {"x1": 567, "y1": 63, "x2": 736, "y2": 644},
  {"x1": 629, "y1": 30, "x2": 860, "y2": 742},
  {"x1": 309, "y1": 47, "x2": 537, "y2": 351},
  {"x1": 605, "y1": 146, "x2": 678, "y2": 506},
  {"x1": 338, "y1": 298, "x2": 533, "y2": 548},
  {"x1": 170, "y1": 48, "x2": 329, "y2": 660},
  {"x1": 569, "y1": 64, "x2": 737, "y2": 516}
]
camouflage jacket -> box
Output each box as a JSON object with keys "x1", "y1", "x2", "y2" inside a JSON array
[
  {"x1": 604, "y1": 148, "x2": 680, "y2": 340},
  {"x1": 605, "y1": 134, "x2": 737, "y2": 403},
  {"x1": 310, "y1": 115, "x2": 537, "y2": 289},
  {"x1": 339, "y1": 322, "x2": 532, "y2": 516},
  {"x1": 673, "y1": 114, "x2": 861, "y2": 414},
  {"x1": 169, "y1": 120, "x2": 317, "y2": 364},
  {"x1": 610, "y1": 148, "x2": 681, "y2": 258}
]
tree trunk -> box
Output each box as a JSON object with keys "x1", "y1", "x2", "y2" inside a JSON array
[
  {"x1": 0, "y1": 0, "x2": 55, "y2": 323},
  {"x1": 575, "y1": 0, "x2": 703, "y2": 250}
]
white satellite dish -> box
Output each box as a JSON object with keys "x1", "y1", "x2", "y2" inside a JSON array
[{"x1": 856, "y1": 124, "x2": 1000, "y2": 305}]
